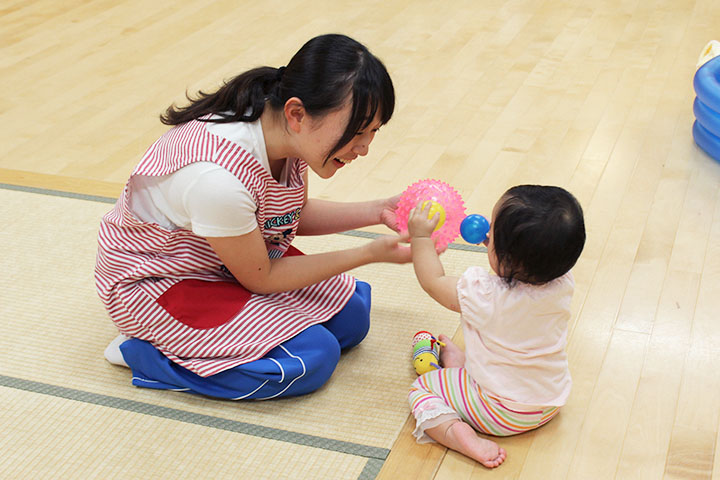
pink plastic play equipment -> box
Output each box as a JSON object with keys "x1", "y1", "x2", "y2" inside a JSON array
[{"x1": 395, "y1": 179, "x2": 466, "y2": 251}]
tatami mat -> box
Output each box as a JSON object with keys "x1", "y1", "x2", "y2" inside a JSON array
[
  {"x1": 0, "y1": 387, "x2": 369, "y2": 480},
  {"x1": 0, "y1": 187, "x2": 487, "y2": 479}
]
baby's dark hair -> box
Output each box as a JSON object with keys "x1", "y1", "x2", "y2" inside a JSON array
[{"x1": 492, "y1": 185, "x2": 585, "y2": 285}]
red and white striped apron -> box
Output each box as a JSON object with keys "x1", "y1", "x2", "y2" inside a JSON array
[{"x1": 95, "y1": 119, "x2": 356, "y2": 377}]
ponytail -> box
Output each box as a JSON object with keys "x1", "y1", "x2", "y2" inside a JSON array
[
  {"x1": 160, "y1": 66, "x2": 284, "y2": 125},
  {"x1": 160, "y1": 34, "x2": 395, "y2": 161}
]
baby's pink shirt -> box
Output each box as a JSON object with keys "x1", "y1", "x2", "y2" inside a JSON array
[{"x1": 457, "y1": 266, "x2": 574, "y2": 408}]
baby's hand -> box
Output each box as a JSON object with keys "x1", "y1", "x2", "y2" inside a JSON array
[{"x1": 408, "y1": 201, "x2": 440, "y2": 238}]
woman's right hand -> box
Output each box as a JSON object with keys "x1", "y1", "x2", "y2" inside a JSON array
[{"x1": 365, "y1": 233, "x2": 412, "y2": 264}]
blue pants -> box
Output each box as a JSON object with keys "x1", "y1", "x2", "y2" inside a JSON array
[{"x1": 119, "y1": 281, "x2": 371, "y2": 400}]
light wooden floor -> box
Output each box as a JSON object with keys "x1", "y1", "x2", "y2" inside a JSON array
[{"x1": 2, "y1": 0, "x2": 720, "y2": 478}]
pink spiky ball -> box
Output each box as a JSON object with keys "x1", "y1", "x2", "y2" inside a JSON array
[{"x1": 396, "y1": 179, "x2": 466, "y2": 251}]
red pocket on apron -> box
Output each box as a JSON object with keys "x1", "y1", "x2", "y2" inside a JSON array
[
  {"x1": 157, "y1": 279, "x2": 252, "y2": 329},
  {"x1": 156, "y1": 246, "x2": 305, "y2": 329}
]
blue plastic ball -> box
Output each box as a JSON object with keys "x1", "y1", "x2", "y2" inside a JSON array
[{"x1": 460, "y1": 214, "x2": 490, "y2": 244}]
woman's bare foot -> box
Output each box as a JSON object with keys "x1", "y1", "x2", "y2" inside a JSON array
[
  {"x1": 426, "y1": 419, "x2": 507, "y2": 468},
  {"x1": 438, "y1": 334, "x2": 465, "y2": 368}
]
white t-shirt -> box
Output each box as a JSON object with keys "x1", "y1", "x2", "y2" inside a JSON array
[
  {"x1": 127, "y1": 118, "x2": 290, "y2": 237},
  {"x1": 457, "y1": 266, "x2": 574, "y2": 408}
]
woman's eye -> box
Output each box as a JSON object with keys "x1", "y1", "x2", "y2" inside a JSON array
[{"x1": 355, "y1": 128, "x2": 379, "y2": 136}]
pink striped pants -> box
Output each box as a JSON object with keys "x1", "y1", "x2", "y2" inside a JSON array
[{"x1": 408, "y1": 367, "x2": 559, "y2": 442}]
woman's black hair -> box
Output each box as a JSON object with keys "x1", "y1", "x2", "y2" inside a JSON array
[
  {"x1": 491, "y1": 185, "x2": 586, "y2": 285},
  {"x1": 161, "y1": 34, "x2": 395, "y2": 162}
]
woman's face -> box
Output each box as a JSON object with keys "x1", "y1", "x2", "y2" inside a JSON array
[{"x1": 301, "y1": 102, "x2": 382, "y2": 179}]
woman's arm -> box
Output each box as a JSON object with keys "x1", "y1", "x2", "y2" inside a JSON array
[
  {"x1": 297, "y1": 196, "x2": 399, "y2": 235},
  {"x1": 206, "y1": 228, "x2": 410, "y2": 294},
  {"x1": 296, "y1": 169, "x2": 400, "y2": 235},
  {"x1": 408, "y1": 203, "x2": 461, "y2": 312}
]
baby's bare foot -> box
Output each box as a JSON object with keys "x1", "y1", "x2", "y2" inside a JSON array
[
  {"x1": 447, "y1": 421, "x2": 507, "y2": 468},
  {"x1": 438, "y1": 334, "x2": 465, "y2": 368}
]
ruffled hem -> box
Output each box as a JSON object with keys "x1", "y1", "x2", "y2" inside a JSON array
[{"x1": 412, "y1": 405, "x2": 460, "y2": 444}]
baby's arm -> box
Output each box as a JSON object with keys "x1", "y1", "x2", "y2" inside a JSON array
[{"x1": 408, "y1": 202, "x2": 461, "y2": 312}]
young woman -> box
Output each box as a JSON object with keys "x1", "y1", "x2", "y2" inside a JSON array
[{"x1": 96, "y1": 34, "x2": 410, "y2": 400}]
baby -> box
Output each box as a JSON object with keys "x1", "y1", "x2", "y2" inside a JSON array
[{"x1": 406, "y1": 185, "x2": 585, "y2": 468}]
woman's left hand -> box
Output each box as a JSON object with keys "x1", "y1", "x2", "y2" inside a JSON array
[{"x1": 379, "y1": 194, "x2": 401, "y2": 232}]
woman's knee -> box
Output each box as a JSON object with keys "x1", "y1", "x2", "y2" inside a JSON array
[
  {"x1": 282, "y1": 324, "x2": 341, "y2": 394},
  {"x1": 322, "y1": 281, "x2": 371, "y2": 350}
]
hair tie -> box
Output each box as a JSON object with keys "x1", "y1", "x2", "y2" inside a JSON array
[{"x1": 276, "y1": 66, "x2": 286, "y2": 82}]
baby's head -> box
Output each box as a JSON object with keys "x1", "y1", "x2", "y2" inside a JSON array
[{"x1": 487, "y1": 185, "x2": 585, "y2": 285}]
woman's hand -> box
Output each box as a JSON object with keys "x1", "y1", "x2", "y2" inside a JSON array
[
  {"x1": 379, "y1": 194, "x2": 401, "y2": 232},
  {"x1": 299, "y1": 196, "x2": 402, "y2": 235},
  {"x1": 407, "y1": 201, "x2": 440, "y2": 239},
  {"x1": 365, "y1": 233, "x2": 412, "y2": 264},
  {"x1": 207, "y1": 228, "x2": 411, "y2": 294}
]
